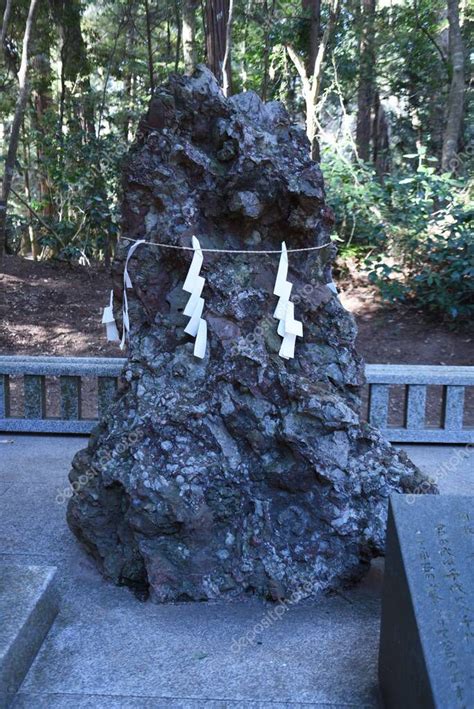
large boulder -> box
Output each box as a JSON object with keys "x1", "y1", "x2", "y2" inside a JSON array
[{"x1": 67, "y1": 67, "x2": 435, "y2": 602}]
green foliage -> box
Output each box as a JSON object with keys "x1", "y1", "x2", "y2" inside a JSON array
[
  {"x1": 324, "y1": 147, "x2": 474, "y2": 323},
  {"x1": 368, "y1": 167, "x2": 473, "y2": 323},
  {"x1": 376, "y1": 0, "x2": 448, "y2": 158},
  {"x1": 36, "y1": 128, "x2": 126, "y2": 261},
  {"x1": 322, "y1": 148, "x2": 386, "y2": 248},
  {"x1": 1, "y1": 0, "x2": 471, "y2": 326}
]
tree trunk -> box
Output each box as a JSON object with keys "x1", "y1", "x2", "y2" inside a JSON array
[
  {"x1": 205, "y1": 0, "x2": 232, "y2": 92},
  {"x1": 22, "y1": 128, "x2": 39, "y2": 259},
  {"x1": 302, "y1": 0, "x2": 321, "y2": 75},
  {"x1": 123, "y1": 16, "x2": 136, "y2": 140},
  {"x1": 144, "y1": 0, "x2": 155, "y2": 96},
  {"x1": 441, "y1": 0, "x2": 465, "y2": 173},
  {"x1": 356, "y1": 0, "x2": 375, "y2": 162},
  {"x1": 0, "y1": 0, "x2": 13, "y2": 48},
  {"x1": 80, "y1": 77, "x2": 96, "y2": 138},
  {"x1": 221, "y1": 0, "x2": 234, "y2": 96},
  {"x1": 174, "y1": 0, "x2": 182, "y2": 72},
  {"x1": 286, "y1": 0, "x2": 340, "y2": 161},
  {"x1": 32, "y1": 52, "x2": 55, "y2": 219},
  {"x1": 50, "y1": 0, "x2": 89, "y2": 140},
  {"x1": 0, "y1": 0, "x2": 41, "y2": 263},
  {"x1": 182, "y1": 0, "x2": 198, "y2": 74},
  {"x1": 373, "y1": 90, "x2": 390, "y2": 180},
  {"x1": 200, "y1": 0, "x2": 208, "y2": 60},
  {"x1": 260, "y1": 0, "x2": 276, "y2": 101}
]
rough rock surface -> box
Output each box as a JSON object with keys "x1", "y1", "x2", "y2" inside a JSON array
[{"x1": 67, "y1": 67, "x2": 435, "y2": 602}]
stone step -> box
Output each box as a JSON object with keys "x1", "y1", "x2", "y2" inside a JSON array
[{"x1": 0, "y1": 565, "x2": 59, "y2": 708}]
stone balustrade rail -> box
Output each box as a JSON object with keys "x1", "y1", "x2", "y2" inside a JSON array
[{"x1": 0, "y1": 357, "x2": 472, "y2": 444}]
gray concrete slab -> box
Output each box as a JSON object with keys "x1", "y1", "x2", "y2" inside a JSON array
[
  {"x1": 0, "y1": 435, "x2": 83, "y2": 484},
  {"x1": 378, "y1": 495, "x2": 474, "y2": 708},
  {"x1": 14, "y1": 582, "x2": 381, "y2": 707},
  {"x1": 0, "y1": 434, "x2": 471, "y2": 708},
  {"x1": 399, "y1": 444, "x2": 474, "y2": 495},
  {"x1": 12, "y1": 696, "x2": 363, "y2": 708},
  {"x1": 0, "y1": 564, "x2": 58, "y2": 707},
  {"x1": 0, "y1": 483, "x2": 78, "y2": 556}
]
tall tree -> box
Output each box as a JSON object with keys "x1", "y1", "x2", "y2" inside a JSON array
[
  {"x1": 372, "y1": 90, "x2": 390, "y2": 178},
  {"x1": 32, "y1": 50, "x2": 55, "y2": 219},
  {"x1": 205, "y1": 0, "x2": 233, "y2": 92},
  {"x1": 144, "y1": 0, "x2": 155, "y2": 95},
  {"x1": 0, "y1": 0, "x2": 13, "y2": 48},
  {"x1": 221, "y1": 0, "x2": 233, "y2": 96},
  {"x1": 355, "y1": 0, "x2": 375, "y2": 162},
  {"x1": 287, "y1": 0, "x2": 341, "y2": 161},
  {"x1": 49, "y1": 0, "x2": 89, "y2": 134},
  {"x1": 182, "y1": 0, "x2": 198, "y2": 73},
  {"x1": 123, "y1": 14, "x2": 137, "y2": 141},
  {"x1": 302, "y1": 0, "x2": 321, "y2": 75},
  {"x1": 441, "y1": 0, "x2": 465, "y2": 173},
  {"x1": 0, "y1": 0, "x2": 41, "y2": 262},
  {"x1": 260, "y1": 0, "x2": 276, "y2": 100}
]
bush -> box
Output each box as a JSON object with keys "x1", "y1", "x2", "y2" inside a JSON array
[
  {"x1": 322, "y1": 147, "x2": 386, "y2": 248},
  {"x1": 10, "y1": 109, "x2": 126, "y2": 263},
  {"x1": 323, "y1": 148, "x2": 474, "y2": 324}
]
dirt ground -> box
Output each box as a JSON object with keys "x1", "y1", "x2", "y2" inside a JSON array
[
  {"x1": 0, "y1": 256, "x2": 119, "y2": 358},
  {"x1": 1, "y1": 254, "x2": 472, "y2": 365}
]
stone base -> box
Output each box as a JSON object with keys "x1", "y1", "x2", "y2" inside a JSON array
[{"x1": 0, "y1": 565, "x2": 58, "y2": 707}]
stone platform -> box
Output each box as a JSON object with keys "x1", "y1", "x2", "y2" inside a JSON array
[
  {"x1": 0, "y1": 435, "x2": 472, "y2": 708},
  {"x1": 0, "y1": 564, "x2": 58, "y2": 707}
]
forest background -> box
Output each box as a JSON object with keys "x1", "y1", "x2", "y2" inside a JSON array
[{"x1": 0, "y1": 0, "x2": 472, "y2": 325}]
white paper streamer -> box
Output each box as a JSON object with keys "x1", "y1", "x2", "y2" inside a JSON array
[
  {"x1": 103, "y1": 236, "x2": 317, "y2": 359},
  {"x1": 273, "y1": 242, "x2": 303, "y2": 360},
  {"x1": 119, "y1": 239, "x2": 146, "y2": 350},
  {"x1": 182, "y1": 236, "x2": 207, "y2": 359},
  {"x1": 101, "y1": 289, "x2": 120, "y2": 342}
]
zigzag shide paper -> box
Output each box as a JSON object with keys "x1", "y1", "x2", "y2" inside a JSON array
[
  {"x1": 103, "y1": 237, "x2": 310, "y2": 359},
  {"x1": 273, "y1": 241, "x2": 303, "y2": 359},
  {"x1": 101, "y1": 289, "x2": 120, "y2": 343},
  {"x1": 182, "y1": 236, "x2": 207, "y2": 359}
]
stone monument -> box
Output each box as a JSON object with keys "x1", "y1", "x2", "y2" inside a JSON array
[
  {"x1": 379, "y1": 495, "x2": 473, "y2": 708},
  {"x1": 67, "y1": 67, "x2": 436, "y2": 602}
]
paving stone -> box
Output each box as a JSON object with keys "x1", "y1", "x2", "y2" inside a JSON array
[
  {"x1": 17, "y1": 587, "x2": 381, "y2": 707},
  {"x1": 1, "y1": 435, "x2": 471, "y2": 707},
  {"x1": 0, "y1": 565, "x2": 58, "y2": 707},
  {"x1": 12, "y1": 693, "x2": 363, "y2": 708},
  {"x1": 0, "y1": 484, "x2": 77, "y2": 556},
  {"x1": 0, "y1": 435, "x2": 85, "y2": 484},
  {"x1": 399, "y1": 445, "x2": 474, "y2": 495}
]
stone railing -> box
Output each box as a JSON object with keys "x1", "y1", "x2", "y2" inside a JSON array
[
  {"x1": 366, "y1": 364, "x2": 473, "y2": 444},
  {"x1": 0, "y1": 356, "x2": 472, "y2": 444},
  {"x1": 0, "y1": 356, "x2": 119, "y2": 434}
]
